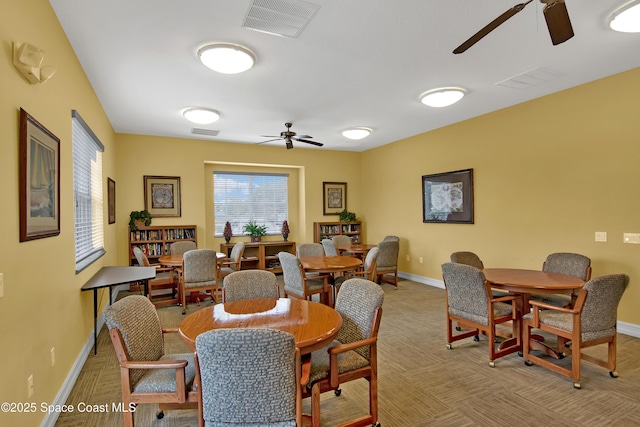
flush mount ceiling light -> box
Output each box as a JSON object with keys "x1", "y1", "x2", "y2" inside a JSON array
[
  {"x1": 609, "y1": 0, "x2": 640, "y2": 32},
  {"x1": 198, "y1": 43, "x2": 256, "y2": 74},
  {"x1": 342, "y1": 128, "x2": 372, "y2": 140},
  {"x1": 183, "y1": 108, "x2": 220, "y2": 124},
  {"x1": 420, "y1": 87, "x2": 466, "y2": 108}
]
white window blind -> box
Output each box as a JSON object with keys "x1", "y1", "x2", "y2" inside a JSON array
[
  {"x1": 214, "y1": 172, "x2": 289, "y2": 236},
  {"x1": 72, "y1": 110, "x2": 105, "y2": 272}
]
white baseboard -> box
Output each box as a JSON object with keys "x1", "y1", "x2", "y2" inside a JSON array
[
  {"x1": 41, "y1": 285, "x2": 127, "y2": 427},
  {"x1": 397, "y1": 271, "x2": 640, "y2": 339}
]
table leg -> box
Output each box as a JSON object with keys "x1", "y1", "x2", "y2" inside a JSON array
[{"x1": 92, "y1": 289, "x2": 98, "y2": 355}]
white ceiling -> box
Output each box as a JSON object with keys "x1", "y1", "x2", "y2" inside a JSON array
[{"x1": 49, "y1": 0, "x2": 640, "y2": 152}]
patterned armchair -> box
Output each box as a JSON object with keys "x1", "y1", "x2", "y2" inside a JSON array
[
  {"x1": 304, "y1": 278, "x2": 384, "y2": 427},
  {"x1": 531, "y1": 252, "x2": 592, "y2": 307},
  {"x1": 132, "y1": 246, "x2": 178, "y2": 307},
  {"x1": 170, "y1": 241, "x2": 197, "y2": 255},
  {"x1": 222, "y1": 269, "x2": 280, "y2": 302},
  {"x1": 296, "y1": 242, "x2": 324, "y2": 257},
  {"x1": 441, "y1": 262, "x2": 520, "y2": 367},
  {"x1": 195, "y1": 328, "x2": 309, "y2": 427},
  {"x1": 450, "y1": 251, "x2": 507, "y2": 299},
  {"x1": 523, "y1": 273, "x2": 629, "y2": 389},
  {"x1": 278, "y1": 251, "x2": 332, "y2": 306},
  {"x1": 321, "y1": 239, "x2": 338, "y2": 256},
  {"x1": 331, "y1": 234, "x2": 352, "y2": 249},
  {"x1": 218, "y1": 242, "x2": 245, "y2": 278},
  {"x1": 382, "y1": 235, "x2": 399, "y2": 242},
  {"x1": 345, "y1": 247, "x2": 379, "y2": 282},
  {"x1": 180, "y1": 249, "x2": 218, "y2": 314},
  {"x1": 375, "y1": 240, "x2": 399, "y2": 288},
  {"x1": 104, "y1": 295, "x2": 197, "y2": 427}
]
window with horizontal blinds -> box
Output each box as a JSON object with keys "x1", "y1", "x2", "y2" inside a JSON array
[
  {"x1": 214, "y1": 172, "x2": 289, "y2": 236},
  {"x1": 72, "y1": 111, "x2": 105, "y2": 272}
]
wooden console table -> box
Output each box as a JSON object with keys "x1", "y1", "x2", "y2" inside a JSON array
[{"x1": 220, "y1": 240, "x2": 296, "y2": 273}]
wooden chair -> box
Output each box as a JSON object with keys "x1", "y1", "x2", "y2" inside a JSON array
[
  {"x1": 195, "y1": 328, "x2": 310, "y2": 427},
  {"x1": 531, "y1": 252, "x2": 592, "y2": 307},
  {"x1": 321, "y1": 239, "x2": 338, "y2": 256},
  {"x1": 375, "y1": 240, "x2": 399, "y2": 289},
  {"x1": 303, "y1": 278, "x2": 384, "y2": 427},
  {"x1": 450, "y1": 251, "x2": 507, "y2": 299},
  {"x1": 345, "y1": 247, "x2": 379, "y2": 281},
  {"x1": 441, "y1": 262, "x2": 520, "y2": 367},
  {"x1": 132, "y1": 246, "x2": 178, "y2": 307},
  {"x1": 331, "y1": 234, "x2": 352, "y2": 249},
  {"x1": 218, "y1": 242, "x2": 245, "y2": 277},
  {"x1": 170, "y1": 241, "x2": 197, "y2": 255},
  {"x1": 296, "y1": 242, "x2": 325, "y2": 257},
  {"x1": 104, "y1": 295, "x2": 198, "y2": 427},
  {"x1": 180, "y1": 249, "x2": 218, "y2": 314},
  {"x1": 278, "y1": 252, "x2": 332, "y2": 306},
  {"x1": 222, "y1": 270, "x2": 280, "y2": 302},
  {"x1": 523, "y1": 273, "x2": 629, "y2": 389}
]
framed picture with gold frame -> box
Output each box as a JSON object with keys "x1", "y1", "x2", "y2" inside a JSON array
[
  {"x1": 144, "y1": 175, "x2": 181, "y2": 217},
  {"x1": 323, "y1": 182, "x2": 347, "y2": 215}
]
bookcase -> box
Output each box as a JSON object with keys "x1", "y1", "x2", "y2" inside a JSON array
[
  {"x1": 313, "y1": 221, "x2": 362, "y2": 243},
  {"x1": 129, "y1": 225, "x2": 197, "y2": 266},
  {"x1": 219, "y1": 241, "x2": 296, "y2": 274}
]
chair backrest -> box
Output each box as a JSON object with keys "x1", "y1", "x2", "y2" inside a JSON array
[
  {"x1": 223, "y1": 270, "x2": 279, "y2": 302},
  {"x1": 183, "y1": 249, "x2": 217, "y2": 283},
  {"x1": 104, "y1": 295, "x2": 164, "y2": 386},
  {"x1": 383, "y1": 235, "x2": 399, "y2": 242},
  {"x1": 441, "y1": 262, "x2": 490, "y2": 321},
  {"x1": 332, "y1": 235, "x2": 352, "y2": 248},
  {"x1": 170, "y1": 240, "x2": 196, "y2": 255},
  {"x1": 376, "y1": 240, "x2": 399, "y2": 269},
  {"x1": 363, "y1": 247, "x2": 380, "y2": 272},
  {"x1": 196, "y1": 328, "x2": 298, "y2": 426},
  {"x1": 296, "y1": 243, "x2": 324, "y2": 257},
  {"x1": 543, "y1": 252, "x2": 591, "y2": 281},
  {"x1": 278, "y1": 252, "x2": 304, "y2": 294},
  {"x1": 132, "y1": 246, "x2": 151, "y2": 267},
  {"x1": 335, "y1": 279, "x2": 385, "y2": 360},
  {"x1": 579, "y1": 274, "x2": 629, "y2": 337},
  {"x1": 450, "y1": 251, "x2": 484, "y2": 270},
  {"x1": 321, "y1": 239, "x2": 338, "y2": 256},
  {"x1": 227, "y1": 242, "x2": 246, "y2": 271}
]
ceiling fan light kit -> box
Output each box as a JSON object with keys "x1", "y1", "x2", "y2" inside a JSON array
[
  {"x1": 342, "y1": 128, "x2": 372, "y2": 140},
  {"x1": 609, "y1": 0, "x2": 640, "y2": 32},
  {"x1": 198, "y1": 43, "x2": 256, "y2": 74},
  {"x1": 183, "y1": 107, "x2": 220, "y2": 124},
  {"x1": 420, "y1": 88, "x2": 466, "y2": 108}
]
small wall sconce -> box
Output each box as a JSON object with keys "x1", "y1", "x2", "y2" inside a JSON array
[{"x1": 13, "y1": 42, "x2": 56, "y2": 84}]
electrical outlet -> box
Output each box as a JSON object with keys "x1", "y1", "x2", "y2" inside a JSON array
[
  {"x1": 595, "y1": 232, "x2": 607, "y2": 242},
  {"x1": 28, "y1": 375, "x2": 34, "y2": 398},
  {"x1": 51, "y1": 347, "x2": 55, "y2": 367},
  {"x1": 419, "y1": 257, "x2": 423, "y2": 264}
]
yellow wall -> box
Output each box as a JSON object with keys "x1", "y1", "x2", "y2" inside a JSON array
[
  {"x1": 0, "y1": 1, "x2": 118, "y2": 425},
  {"x1": 361, "y1": 68, "x2": 640, "y2": 325}
]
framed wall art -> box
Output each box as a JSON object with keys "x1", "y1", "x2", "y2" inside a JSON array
[
  {"x1": 422, "y1": 168, "x2": 474, "y2": 224},
  {"x1": 107, "y1": 178, "x2": 116, "y2": 224},
  {"x1": 19, "y1": 108, "x2": 61, "y2": 241},
  {"x1": 144, "y1": 175, "x2": 181, "y2": 217},
  {"x1": 323, "y1": 182, "x2": 347, "y2": 215}
]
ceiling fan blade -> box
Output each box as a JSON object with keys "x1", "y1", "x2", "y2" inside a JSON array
[
  {"x1": 295, "y1": 138, "x2": 324, "y2": 147},
  {"x1": 296, "y1": 134, "x2": 312, "y2": 139},
  {"x1": 260, "y1": 135, "x2": 281, "y2": 138},
  {"x1": 453, "y1": 0, "x2": 533, "y2": 54},
  {"x1": 257, "y1": 138, "x2": 283, "y2": 145},
  {"x1": 543, "y1": 0, "x2": 574, "y2": 45}
]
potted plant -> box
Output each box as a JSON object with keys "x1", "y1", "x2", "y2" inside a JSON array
[
  {"x1": 129, "y1": 210, "x2": 152, "y2": 231},
  {"x1": 339, "y1": 209, "x2": 356, "y2": 223},
  {"x1": 243, "y1": 220, "x2": 268, "y2": 242},
  {"x1": 281, "y1": 220, "x2": 290, "y2": 241},
  {"x1": 223, "y1": 221, "x2": 233, "y2": 243}
]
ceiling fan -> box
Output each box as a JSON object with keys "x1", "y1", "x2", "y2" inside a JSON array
[
  {"x1": 259, "y1": 122, "x2": 324, "y2": 149},
  {"x1": 453, "y1": 0, "x2": 574, "y2": 54}
]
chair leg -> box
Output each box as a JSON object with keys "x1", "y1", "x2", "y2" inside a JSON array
[
  {"x1": 311, "y1": 383, "x2": 321, "y2": 427},
  {"x1": 122, "y1": 409, "x2": 134, "y2": 427}
]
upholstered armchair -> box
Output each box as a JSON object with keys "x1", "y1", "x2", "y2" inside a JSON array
[
  {"x1": 375, "y1": 240, "x2": 399, "y2": 288},
  {"x1": 169, "y1": 241, "x2": 197, "y2": 255},
  {"x1": 345, "y1": 247, "x2": 379, "y2": 282},
  {"x1": 441, "y1": 262, "x2": 520, "y2": 367},
  {"x1": 304, "y1": 278, "x2": 384, "y2": 427},
  {"x1": 222, "y1": 269, "x2": 280, "y2": 302},
  {"x1": 531, "y1": 252, "x2": 592, "y2": 307},
  {"x1": 296, "y1": 242, "x2": 325, "y2": 257},
  {"x1": 523, "y1": 273, "x2": 629, "y2": 389},
  {"x1": 450, "y1": 251, "x2": 484, "y2": 269},
  {"x1": 180, "y1": 249, "x2": 218, "y2": 314},
  {"x1": 278, "y1": 252, "x2": 332, "y2": 306},
  {"x1": 382, "y1": 235, "x2": 399, "y2": 242},
  {"x1": 195, "y1": 328, "x2": 309, "y2": 427},
  {"x1": 132, "y1": 246, "x2": 178, "y2": 307},
  {"x1": 321, "y1": 239, "x2": 339, "y2": 256},
  {"x1": 104, "y1": 295, "x2": 198, "y2": 427},
  {"x1": 218, "y1": 241, "x2": 245, "y2": 277},
  {"x1": 331, "y1": 234, "x2": 352, "y2": 249}
]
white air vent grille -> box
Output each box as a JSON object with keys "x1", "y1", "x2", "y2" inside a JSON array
[
  {"x1": 191, "y1": 128, "x2": 219, "y2": 137},
  {"x1": 497, "y1": 67, "x2": 564, "y2": 90},
  {"x1": 243, "y1": 0, "x2": 320, "y2": 38}
]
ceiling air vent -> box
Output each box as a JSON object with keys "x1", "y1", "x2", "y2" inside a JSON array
[
  {"x1": 496, "y1": 67, "x2": 564, "y2": 90},
  {"x1": 242, "y1": 0, "x2": 320, "y2": 38},
  {"x1": 191, "y1": 128, "x2": 219, "y2": 137}
]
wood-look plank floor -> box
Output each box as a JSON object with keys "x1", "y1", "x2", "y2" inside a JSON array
[{"x1": 56, "y1": 279, "x2": 640, "y2": 426}]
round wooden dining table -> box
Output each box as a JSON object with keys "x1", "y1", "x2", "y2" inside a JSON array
[
  {"x1": 179, "y1": 298, "x2": 342, "y2": 354},
  {"x1": 158, "y1": 252, "x2": 225, "y2": 267},
  {"x1": 336, "y1": 244, "x2": 377, "y2": 259},
  {"x1": 299, "y1": 255, "x2": 362, "y2": 275}
]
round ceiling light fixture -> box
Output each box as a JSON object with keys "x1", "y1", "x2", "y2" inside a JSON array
[
  {"x1": 183, "y1": 107, "x2": 220, "y2": 124},
  {"x1": 420, "y1": 87, "x2": 466, "y2": 108},
  {"x1": 198, "y1": 43, "x2": 256, "y2": 74},
  {"x1": 608, "y1": 0, "x2": 640, "y2": 32},
  {"x1": 342, "y1": 128, "x2": 372, "y2": 140}
]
